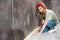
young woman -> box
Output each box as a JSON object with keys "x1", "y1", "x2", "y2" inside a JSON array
[{"x1": 36, "y1": 2, "x2": 59, "y2": 32}]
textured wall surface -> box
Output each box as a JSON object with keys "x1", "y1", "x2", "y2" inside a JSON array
[
  {"x1": 13, "y1": 0, "x2": 42, "y2": 37},
  {"x1": 0, "y1": 0, "x2": 14, "y2": 40}
]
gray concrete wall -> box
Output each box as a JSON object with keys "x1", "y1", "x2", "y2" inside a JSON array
[
  {"x1": 0, "y1": 0, "x2": 60, "y2": 40},
  {"x1": 0, "y1": 0, "x2": 14, "y2": 40},
  {"x1": 13, "y1": 0, "x2": 42, "y2": 37}
]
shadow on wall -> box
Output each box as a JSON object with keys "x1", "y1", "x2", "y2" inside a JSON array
[
  {"x1": 0, "y1": 29, "x2": 14, "y2": 40},
  {"x1": 14, "y1": 30, "x2": 25, "y2": 40},
  {"x1": 0, "y1": 29, "x2": 25, "y2": 40}
]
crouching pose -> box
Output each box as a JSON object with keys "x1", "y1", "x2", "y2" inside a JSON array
[{"x1": 36, "y1": 2, "x2": 59, "y2": 32}]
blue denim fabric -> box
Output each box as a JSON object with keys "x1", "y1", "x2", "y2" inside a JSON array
[{"x1": 43, "y1": 20, "x2": 56, "y2": 32}]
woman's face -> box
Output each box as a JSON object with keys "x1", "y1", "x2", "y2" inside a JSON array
[{"x1": 38, "y1": 6, "x2": 43, "y2": 13}]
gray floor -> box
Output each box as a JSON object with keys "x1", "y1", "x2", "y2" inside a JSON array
[{"x1": 24, "y1": 24, "x2": 60, "y2": 40}]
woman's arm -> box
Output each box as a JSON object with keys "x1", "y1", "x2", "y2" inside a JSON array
[{"x1": 38, "y1": 20, "x2": 48, "y2": 34}]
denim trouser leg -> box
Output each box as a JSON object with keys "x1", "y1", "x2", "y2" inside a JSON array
[
  {"x1": 43, "y1": 27, "x2": 49, "y2": 32},
  {"x1": 43, "y1": 20, "x2": 56, "y2": 32}
]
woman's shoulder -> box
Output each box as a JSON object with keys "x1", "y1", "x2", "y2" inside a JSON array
[
  {"x1": 46, "y1": 9, "x2": 54, "y2": 13},
  {"x1": 46, "y1": 9, "x2": 55, "y2": 15}
]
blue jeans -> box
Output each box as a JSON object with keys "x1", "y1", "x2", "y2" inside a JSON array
[{"x1": 43, "y1": 20, "x2": 56, "y2": 32}]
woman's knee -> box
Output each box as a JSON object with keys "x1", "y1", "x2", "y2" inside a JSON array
[{"x1": 46, "y1": 20, "x2": 56, "y2": 29}]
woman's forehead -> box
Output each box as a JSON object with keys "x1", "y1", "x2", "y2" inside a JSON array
[
  {"x1": 38, "y1": 6, "x2": 43, "y2": 8},
  {"x1": 38, "y1": 7, "x2": 43, "y2": 9}
]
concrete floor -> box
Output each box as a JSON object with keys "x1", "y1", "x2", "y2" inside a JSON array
[{"x1": 24, "y1": 24, "x2": 60, "y2": 40}]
